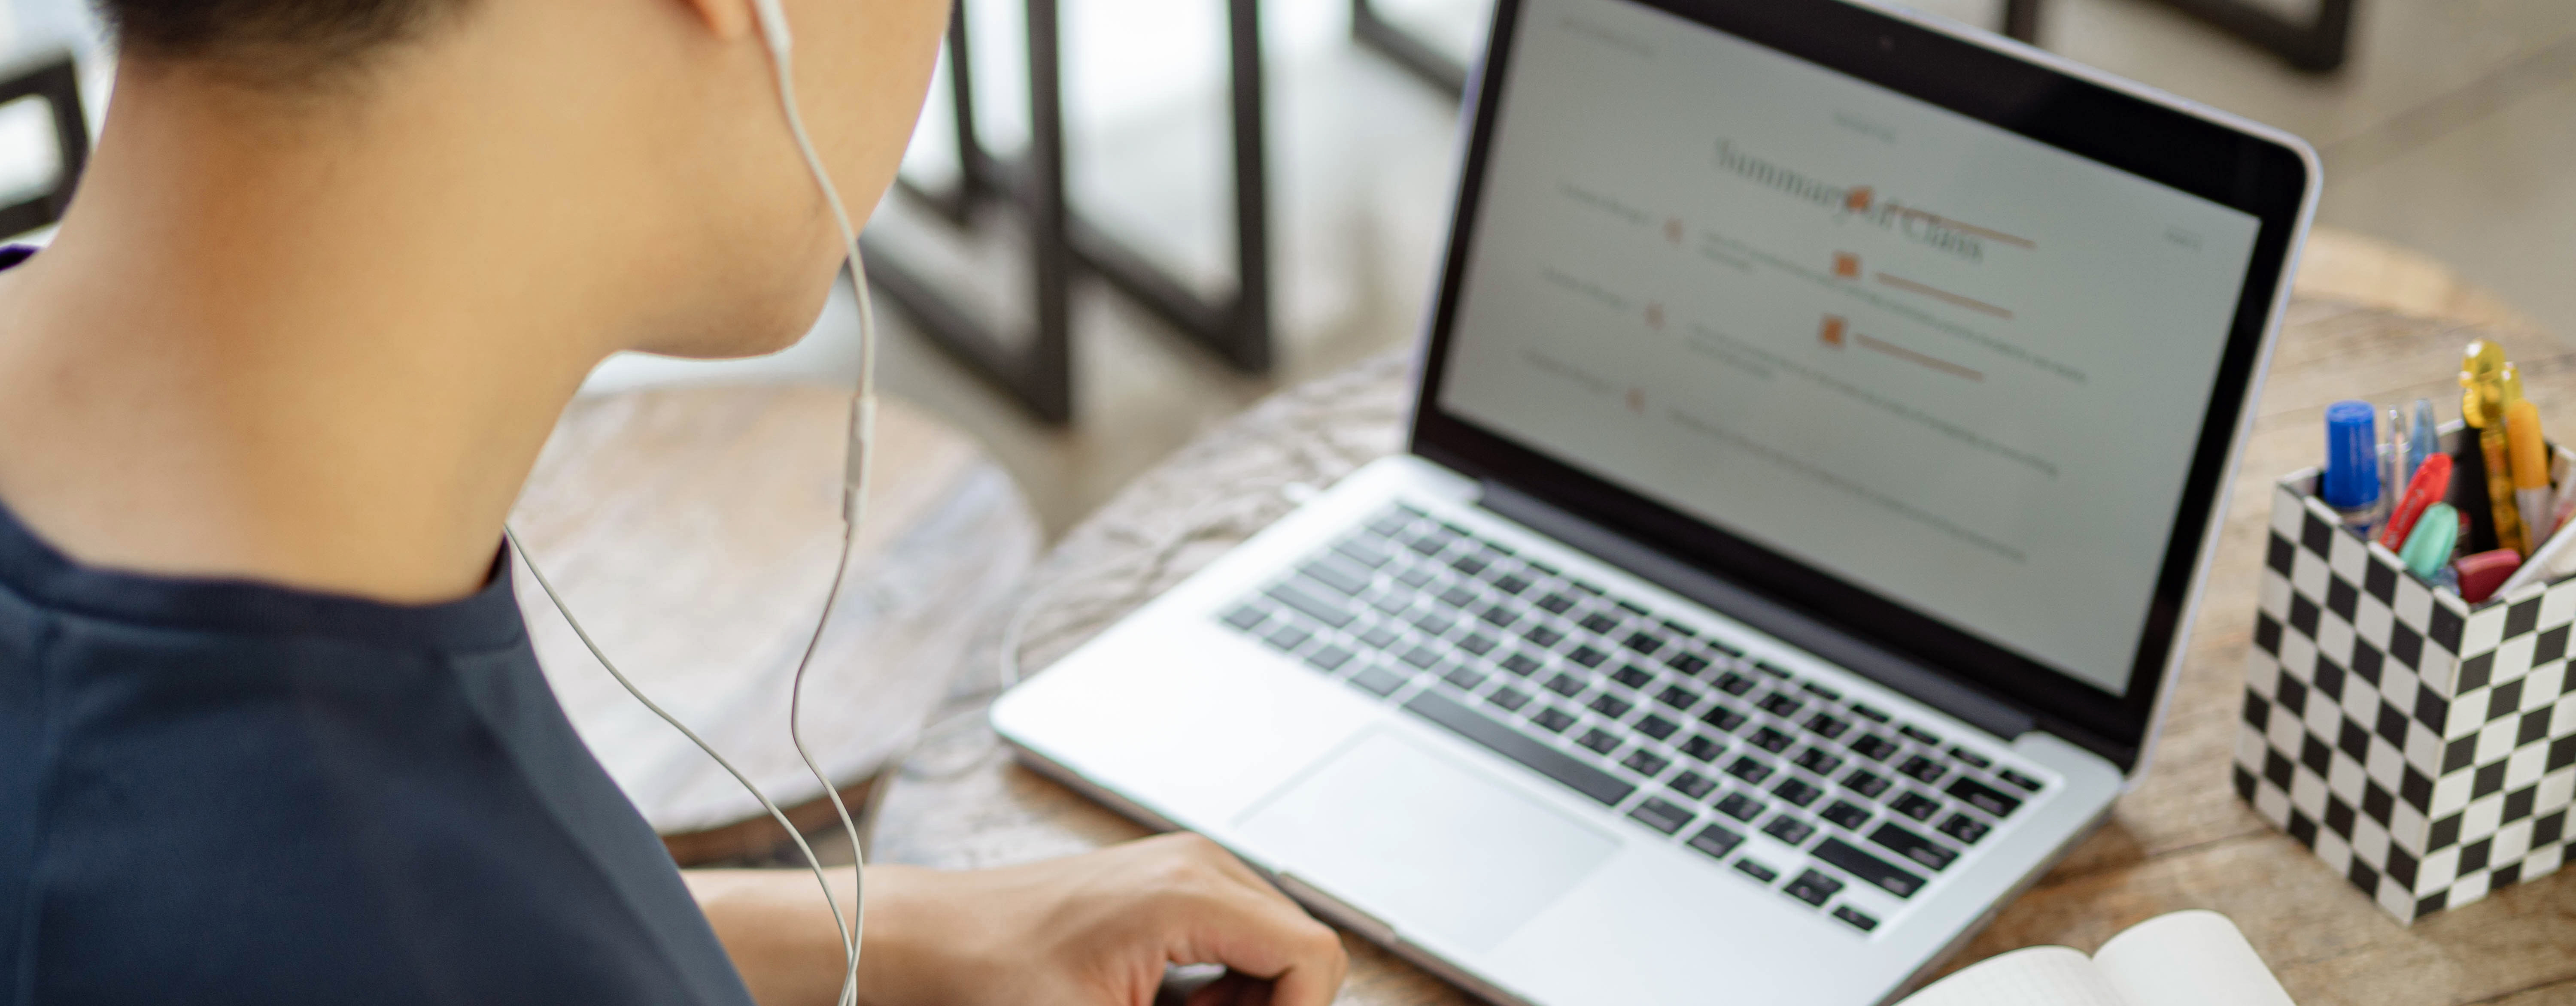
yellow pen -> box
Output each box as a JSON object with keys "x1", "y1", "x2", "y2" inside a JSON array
[
  {"x1": 2461, "y1": 340, "x2": 2524, "y2": 556},
  {"x1": 2508, "y1": 397, "x2": 2552, "y2": 553}
]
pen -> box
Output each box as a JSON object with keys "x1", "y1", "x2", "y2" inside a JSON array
[
  {"x1": 2384, "y1": 405, "x2": 2409, "y2": 527},
  {"x1": 2380, "y1": 453, "x2": 2453, "y2": 551},
  {"x1": 2321, "y1": 400, "x2": 2380, "y2": 532},
  {"x1": 2506, "y1": 398, "x2": 2552, "y2": 553},
  {"x1": 2410, "y1": 398, "x2": 2438, "y2": 482},
  {"x1": 2461, "y1": 341, "x2": 2525, "y2": 555}
]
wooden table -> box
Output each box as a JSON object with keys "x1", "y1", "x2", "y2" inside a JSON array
[{"x1": 868, "y1": 235, "x2": 2576, "y2": 1006}]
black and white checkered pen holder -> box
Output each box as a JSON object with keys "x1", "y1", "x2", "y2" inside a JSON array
[{"x1": 2236, "y1": 435, "x2": 2576, "y2": 923}]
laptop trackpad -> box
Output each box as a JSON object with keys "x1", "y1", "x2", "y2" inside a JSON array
[{"x1": 1236, "y1": 728, "x2": 1620, "y2": 953}]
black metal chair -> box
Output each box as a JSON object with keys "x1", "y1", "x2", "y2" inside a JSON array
[{"x1": 866, "y1": 0, "x2": 1273, "y2": 424}]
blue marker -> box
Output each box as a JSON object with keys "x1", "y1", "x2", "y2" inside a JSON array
[
  {"x1": 2409, "y1": 398, "x2": 2439, "y2": 482},
  {"x1": 2322, "y1": 400, "x2": 2381, "y2": 531}
]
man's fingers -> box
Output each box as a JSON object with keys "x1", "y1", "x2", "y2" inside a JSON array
[{"x1": 1178, "y1": 884, "x2": 1346, "y2": 1006}]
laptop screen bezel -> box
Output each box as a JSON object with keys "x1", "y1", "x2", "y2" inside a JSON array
[{"x1": 1407, "y1": 0, "x2": 2313, "y2": 770}]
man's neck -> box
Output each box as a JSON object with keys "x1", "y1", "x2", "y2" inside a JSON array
[{"x1": 0, "y1": 61, "x2": 642, "y2": 605}]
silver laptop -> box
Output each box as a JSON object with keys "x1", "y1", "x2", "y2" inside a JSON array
[{"x1": 993, "y1": 0, "x2": 2318, "y2": 1001}]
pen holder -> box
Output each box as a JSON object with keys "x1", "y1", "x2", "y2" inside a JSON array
[{"x1": 2236, "y1": 433, "x2": 2576, "y2": 923}]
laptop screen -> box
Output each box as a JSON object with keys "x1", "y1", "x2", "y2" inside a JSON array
[{"x1": 1429, "y1": 0, "x2": 2276, "y2": 703}]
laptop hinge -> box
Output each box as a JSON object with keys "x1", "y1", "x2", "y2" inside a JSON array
[{"x1": 1476, "y1": 480, "x2": 2037, "y2": 742}]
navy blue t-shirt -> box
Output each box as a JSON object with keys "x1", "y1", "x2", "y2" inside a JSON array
[{"x1": 0, "y1": 497, "x2": 761, "y2": 1001}]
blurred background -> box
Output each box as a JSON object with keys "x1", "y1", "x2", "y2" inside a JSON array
[{"x1": 2, "y1": 0, "x2": 2569, "y2": 538}]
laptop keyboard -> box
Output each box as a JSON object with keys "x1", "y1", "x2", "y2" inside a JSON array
[{"x1": 1217, "y1": 504, "x2": 2053, "y2": 935}]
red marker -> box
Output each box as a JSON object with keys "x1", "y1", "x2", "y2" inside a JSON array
[
  {"x1": 2381, "y1": 453, "x2": 2454, "y2": 550},
  {"x1": 2456, "y1": 549, "x2": 2522, "y2": 604}
]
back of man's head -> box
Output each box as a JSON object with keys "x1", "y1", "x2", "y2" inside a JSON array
[{"x1": 97, "y1": 0, "x2": 474, "y2": 85}]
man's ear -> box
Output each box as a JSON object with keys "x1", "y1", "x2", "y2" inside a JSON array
[{"x1": 673, "y1": 0, "x2": 759, "y2": 41}]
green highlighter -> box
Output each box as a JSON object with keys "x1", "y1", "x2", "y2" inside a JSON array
[{"x1": 2400, "y1": 502, "x2": 2461, "y2": 578}]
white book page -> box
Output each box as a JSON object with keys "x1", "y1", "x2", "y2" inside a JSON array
[
  {"x1": 2093, "y1": 911, "x2": 2294, "y2": 1006},
  {"x1": 1897, "y1": 946, "x2": 2130, "y2": 1006}
]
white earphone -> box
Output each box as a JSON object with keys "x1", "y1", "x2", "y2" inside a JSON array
[{"x1": 505, "y1": 2, "x2": 878, "y2": 1004}]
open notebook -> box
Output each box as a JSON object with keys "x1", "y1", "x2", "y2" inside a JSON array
[{"x1": 1899, "y1": 911, "x2": 2293, "y2": 1006}]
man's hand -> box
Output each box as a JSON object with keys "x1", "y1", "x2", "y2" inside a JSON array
[{"x1": 687, "y1": 833, "x2": 1349, "y2": 1006}]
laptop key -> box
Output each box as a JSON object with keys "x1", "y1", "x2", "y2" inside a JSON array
[
  {"x1": 1306, "y1": 646, "x2": 1355, "y2": 672},
  {"x1": 1656, "y1": 685, "x2": 1702, "y2": 711},
  {"x1": 1814, "y1": 838, "x2": 1925, "y2": 898},
  {"x1": 1848, "y1": 702, "x2": 1891, "y2": 723},
  {"x1": 1303, "y1": 561, "x2": 1372, "y2": 596},
  {"x1": 1264, "y1": 624, "x2": 1312, "y2": 652},
  {"x1": 1637, "y1": 714, "x2": 1680, "y2": 740},
  {"x1": 1870, "y1": 822, "x2": 1959, "y2": 871},
  {"x1": 1784, "y1": 870, "x2": 1842, "y2": 906},
  {"x1": 1832, "y1": 906, "x2": 1880, "y2": 933},
  {"x1": 1754, "y1": 661, "x2": 1793, "y2": 679},
  {"x1": 1621, "y1": 750, "x2": 1671, "y2": 778},
  {"x1": 1762, "y1": 815, "x2": 1817, "y2": 846},
  {"x1": 1610, "y1": 665, "x2": 1654, "y2": 690},
  {"x1": 1842, "y1": 770, "x2": 1892, "y2": 799},
  {"x1": 1622, "y1": 631, "x2": 1664, "y2": 655},
  {"x1": 1460, "y1": 633, "x2": 1498, "y2": 655},
  {"x1": 1567, "y1": 645, "x2": 1609, "y2": 667},
  {"x1": 1450, "y1": 553, "x2": 1490, "y2": 576},
  {"x1": 1757, "y1": 692, "x2": 1804, "y2": 718},
  {"x1": 1687, "y1": 823, "x2": 1745, "y2": 860},
  {"x1": 1578, "y1": 729, "x2": 1622, "y2": 754},
  {"x1": 1401, "y1": 645, "x2": 1442, "y2": 669},
  {"x1": 1701, "y1": 706, "x2": 1749, "y2": 732},
  {"x1": 1395, "y1": 567, "x2": 1435, "y2": 588},
  {"x1": 1725, "y1": 757, "x2": 1774, "y2": 785},
  {"x1": 1748, "y1": 727, "x2": 1793, "y2": 754},
  {"x1": 1359, "y1": 624, "x2": 1402, "y2": 650},
  {"x1": 1545, "y1": 673, "x2": 1585, "y2": 697},
  {"x1": 1946, "y1": 745, "x2": 1993, "y2": 770},
  {"x1": 1223, "y1": 605, "x2": 1269, "y2": 630},
  {"x1": 1890, "y1": 791, "x2": 1941, "y2": 821},
  {"x1": 1897, "y1": 755, "x2": 1946, "y2": 784},
  {"x1": 1666, "y1": 651, "x2": 1711, "y2": 676},
  {"x1": 1478, "y1": 604, "x2": 1519, "y2": 627},
  {"x1": 1493, "y1": 575, "x2": 1533, "y2": 596},
  {"x1": 1400, "y1": 691, "x2": 1635, "y2": 806},
  {"x1": 1715, "y1": 791, "x2": 1766, "y2": 822},
  {"x1": 1410, "y1": 611, "x2": 1455, "y2": 636},
  {"x1": 1680, "y1": 735, "x2": 1724, "y2": 762},
  {"x1": 1792, "y1": 748, "x2": 1844, "y2": 777},
  {"x1": 1627, "y1": 797, "x2": 1693, "y2": 836},
  {"x1": 1714, "y1": 671, "x2": 1756, "y2": 696},
  {"x1": 1937, "y1": 813, "x2": 1991, "y2": 845},
  {"x1": 1370, "y1": 593, "x2": 1412, "y2": 616},
  {"x1": 1671, "y1": 771, "x2": 1718, "y2": 800},
  {"x1": 1488, "y1": 687, "x2": 1532, "y2": 712},
  {"x1": 1946, "y1": 777, "x2": 2026, "y2": 818},
  {"x1": 1501, "y1": 652, "x2": 1544, "y2": 676},
  {"x1": 1438, "y1": 586, "x2": 1479, "y2": 608},
  {"x1": 1733, "y1": 858, "x2": 1780, "y2": 884},
  {"x1": 1899, "y1": 724, "x2": 1943, "y2": 746},
  {"x1": 1523, "y1": 625, "x2": 1566, "y2": 648},
  {"x1": 1534, "y1": 707, "x2": 1577, "y2": 733},
  {"x1": 1821, "y1": 800, "x2": 1872, "y2": 831},
  {"x1": 1800, "y1": 682, "x2": 1843, "y2": 702},
  {"x1": 1536, "y1": 593, "x2": 1576, "y2": 614},
  {"x1": 1443, "y1": 667, "x2": 1488, "y2": 691},
  {"x1": 1998, "y1": 768, "x2": 2045, "y2": 792},
  {"x1": 1805, "y1": 713, "x2": 1852, "y2": 740},
  {"x1": 1772, "y1": 778, "x2": 1824, "y2": 808},
  {"x1": 1588, "y1": 694, "x2": 1634, "y2": 719},
  {"x1": 1332, "y1": 539, "x2": 1393, "y2": 569},
  {"x1": 1579, "y1": 612, "x2": 1620, "y2": 634},
  {"x1": 1349, "y1": 665, "x2": 1406, "y2": 697},
  {"x1": 1850, "y1": 734, "x2": 1902, "y2": 762},
  {"x1": 1266, "y1": 582, "x2": 1354, "y2": 628}
]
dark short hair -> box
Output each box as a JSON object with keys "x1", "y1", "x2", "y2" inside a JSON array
[{"x1": 95, "y1": 0, "x2": 472, "y2": 84}]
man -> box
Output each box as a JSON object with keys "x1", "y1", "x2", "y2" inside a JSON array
[{"x1": 0, "y1": 1, "x2": 1347, "y2": 1004}]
